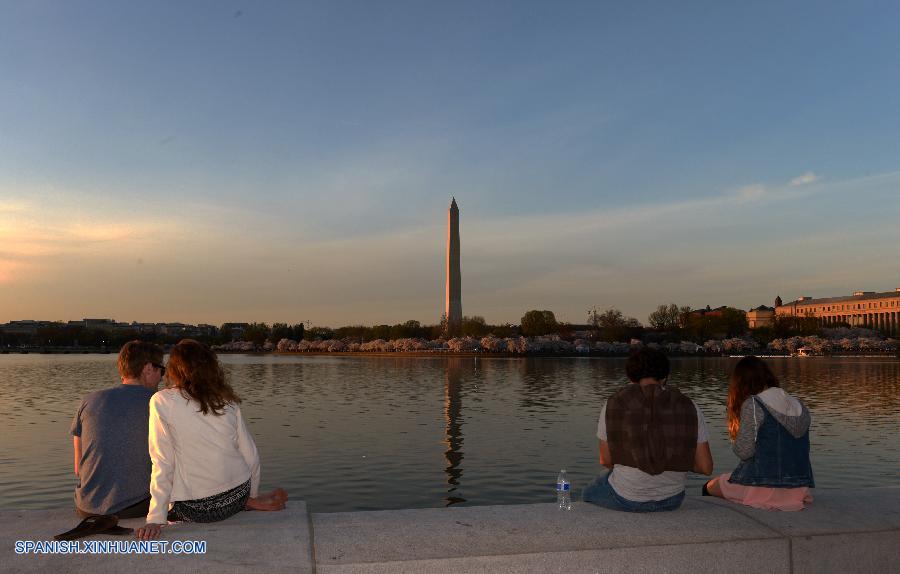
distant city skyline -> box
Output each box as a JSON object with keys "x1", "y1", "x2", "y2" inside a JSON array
[
  {"x1": 2, "y1": 3, "x2": 899, "y2": 325},
  {"x1": 7, "y1": 282, "x2": 900, "y2": 329}
]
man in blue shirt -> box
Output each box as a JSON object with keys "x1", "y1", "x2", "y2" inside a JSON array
[{"x1": 71, "y1": 340, "x2": 164, "y2": 518}]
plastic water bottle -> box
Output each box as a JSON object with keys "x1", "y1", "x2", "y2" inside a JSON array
[{"x1": 556, "y1": 469, "x2": 572, "y2": 510}]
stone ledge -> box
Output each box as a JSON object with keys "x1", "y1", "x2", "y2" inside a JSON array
[
  {"x1": 0, "y1": 503, "x2": 312, "y2": 574},
  {"x1": 312, "y1": 486, "x2": 900, "y2": 574},
  {"x1": 694, "y1": 485, "x2": 900, "y2": 536},
  {"x1": 315, "y1": 538, "x2": 791, "y2": 574},
  {"x1": 0, "y1": 487, "x2": 897, "y2": 573}
]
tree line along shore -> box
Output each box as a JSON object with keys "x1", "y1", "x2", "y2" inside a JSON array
[
  {"x1": 215, "y1": 328, "x2": 897, "y2": 357},
  {"x1": 4, "y1": 306, "x2": 899, "y2": 357}
]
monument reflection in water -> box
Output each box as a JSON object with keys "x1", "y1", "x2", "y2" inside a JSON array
[{"x1": 443, "y1": 359, "x2": 465, "y2": 505}]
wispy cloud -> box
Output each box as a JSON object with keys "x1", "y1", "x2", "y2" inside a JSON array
[
  {"x1": 790, "y1": 172, "x2": 820, "y2": 187},
  {"x1": 730, "y1": 172, "x2": 824, "y2": 204},
  {"x1": 0, "y1": 195, "x2": 183, "y2": 283},
  {"x1": 466, "y1": 170, "x2": 842, "y2": 246},
  {"x1": 735, "y1": 184, "x2": 767, "y2": 202}
]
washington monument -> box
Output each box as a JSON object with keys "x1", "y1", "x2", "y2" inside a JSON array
[{"x1": 445, "y1": 197, "x2": 462, "y2": 335}]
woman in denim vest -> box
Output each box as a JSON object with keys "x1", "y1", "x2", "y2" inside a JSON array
[{"x1": 704, "y1": 356, "x2": 814, "y2": 511}]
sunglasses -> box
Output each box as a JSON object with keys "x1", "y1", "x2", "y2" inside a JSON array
[{"x1": 152, "y1": 363, "x2": 166, "y2": 375}]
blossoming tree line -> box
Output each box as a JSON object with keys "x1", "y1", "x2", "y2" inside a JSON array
[{"x1": 212, "y1": 305, "x2": 899, "y2": 356}]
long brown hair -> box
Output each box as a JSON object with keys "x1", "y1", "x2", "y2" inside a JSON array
[
  {"x1": 727, "y1": 356, "x2": 780, "y2": 440},
  {"x1": 166, "y1": 339, "x2": 240, "y2": 415}
]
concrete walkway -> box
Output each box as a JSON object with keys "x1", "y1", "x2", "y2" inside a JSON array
[
  {"x1": 0, "y1": 503, "x2": 313, "y2": 574},
  {"x1": 1, "y1": 487, "x2": 898, "y2": 573}
]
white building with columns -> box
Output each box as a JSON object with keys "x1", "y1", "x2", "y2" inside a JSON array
[{"x1": 775, "y1": 289, "x2": 900, "y2": 335}]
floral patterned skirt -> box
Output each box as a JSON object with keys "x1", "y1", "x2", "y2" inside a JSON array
[{"x1": 170, "y1": 479, "x2": 250, "y2": 523}]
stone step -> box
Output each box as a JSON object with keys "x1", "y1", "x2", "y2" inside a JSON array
[{"x1": 1, "y1": 487, "x2": 898, "y2": 573}]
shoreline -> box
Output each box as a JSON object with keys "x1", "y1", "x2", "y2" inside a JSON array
[{"x1": 4, "y1": 348, "x2": 898, "y2": 359}]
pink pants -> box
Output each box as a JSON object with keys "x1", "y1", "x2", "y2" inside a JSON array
[{"x1": 716, "y1": 472, "x2": 812, "y2": 511}]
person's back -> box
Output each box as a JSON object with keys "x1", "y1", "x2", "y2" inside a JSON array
[
  {"x1": 71, "y1": 341, "x2": 164, "y2": 517},
  {"x1": 604, "y1": 382, "x2": 705, "y2": 502},
  {"x1": 704, "y1": 356, "x2": 813, "y2": 511},
  {"x1": 148, "y1": 386, "x2": 259, "y2": 507},
  {"x1": 72, "y1": 385, "x2": 156, "y2": 515},
  {"x1": 137, "y1": 339, "x2": 286, "y2": 540},
  {"x1": 584, "y1": 347, "x2": 713, "y2": 512},
  {"x1": 729, "y1": 388, "x2": 813, "y2": 487}
]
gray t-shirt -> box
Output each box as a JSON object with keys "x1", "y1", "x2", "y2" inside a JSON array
[{"x1": 70, "y1": 384, "x2": 156, "y2": 514}]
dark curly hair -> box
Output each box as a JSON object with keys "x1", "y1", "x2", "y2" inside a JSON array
[
  {"x1": 625, "y1": 347, "x2": 670, "y2": 383},
  {"x1": 166, "y1": 339, "x2": 240, "y2": 415}
]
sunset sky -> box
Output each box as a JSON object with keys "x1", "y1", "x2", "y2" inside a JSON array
[{"x1": 2, "y1": 2, "x2": 899, "y2": 327}]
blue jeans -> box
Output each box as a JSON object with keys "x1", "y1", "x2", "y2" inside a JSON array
[{"x1": 582, "y1": 471, "x2": 685, "y2": 512}]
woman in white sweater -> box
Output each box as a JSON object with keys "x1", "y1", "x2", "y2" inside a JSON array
[{"x1": 136, "y1": 340, "x2": 285, "y2": 540}]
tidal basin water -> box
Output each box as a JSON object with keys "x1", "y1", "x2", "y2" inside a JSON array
[{"x1": 1, "y1": 354, "x2": 898, "y2": 513}]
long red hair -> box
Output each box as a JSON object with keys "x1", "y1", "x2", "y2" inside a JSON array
[{"x1": 727, "y1": 356, "x2": 780, "y2": 440}]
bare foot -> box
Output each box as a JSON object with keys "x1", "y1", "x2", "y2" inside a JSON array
[
  {"x1": 706, "y1": 478, "x2": 724, "y2": 498},
  {"x1": 246, "y1": 497, "x2": 285, "y2": 511},
  {"x1": 245, "y1": 488, "x2": 288, "y2": 511},
  {"x1": 257, "y1": 488, "x2": 288, "y2": 503}
]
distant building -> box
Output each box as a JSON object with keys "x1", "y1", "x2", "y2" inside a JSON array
[
  {"x1": 775, "y1": 289, "x2": 900, "y2": 335},
  {"x1": 158, "y1": 323, "x2": 190, "y2": 336},
  {"x1": 0, "y1": 320, "x2": 57, "y2": 335},
  {"x1": 67, "y1": 319, "x2": 133, "y2": 332},
  {"x1": 84, "y1": 318, "x2": 117, "y2": 329},
  {"x1": 0, "y1": 318, "x2": 220, "y2": 340},
  {"x1": 197, "y1": 324, "x2": 219, "y2": 337},
  {"x1": 158, "y1": 323, "x2": 218, "y2": 338},
  {"x1": 129, "y1": 322, "x2": 158, "y2": 334},
  {"x1": 746, "y1": 306, "x2": 775, "y2": 329},
  {"x1": 687, "y1": 305, "x2": 743, "y2": 318},
  {"x1": 221, "y1": 323, "x2": 250, "y2": 341}
]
